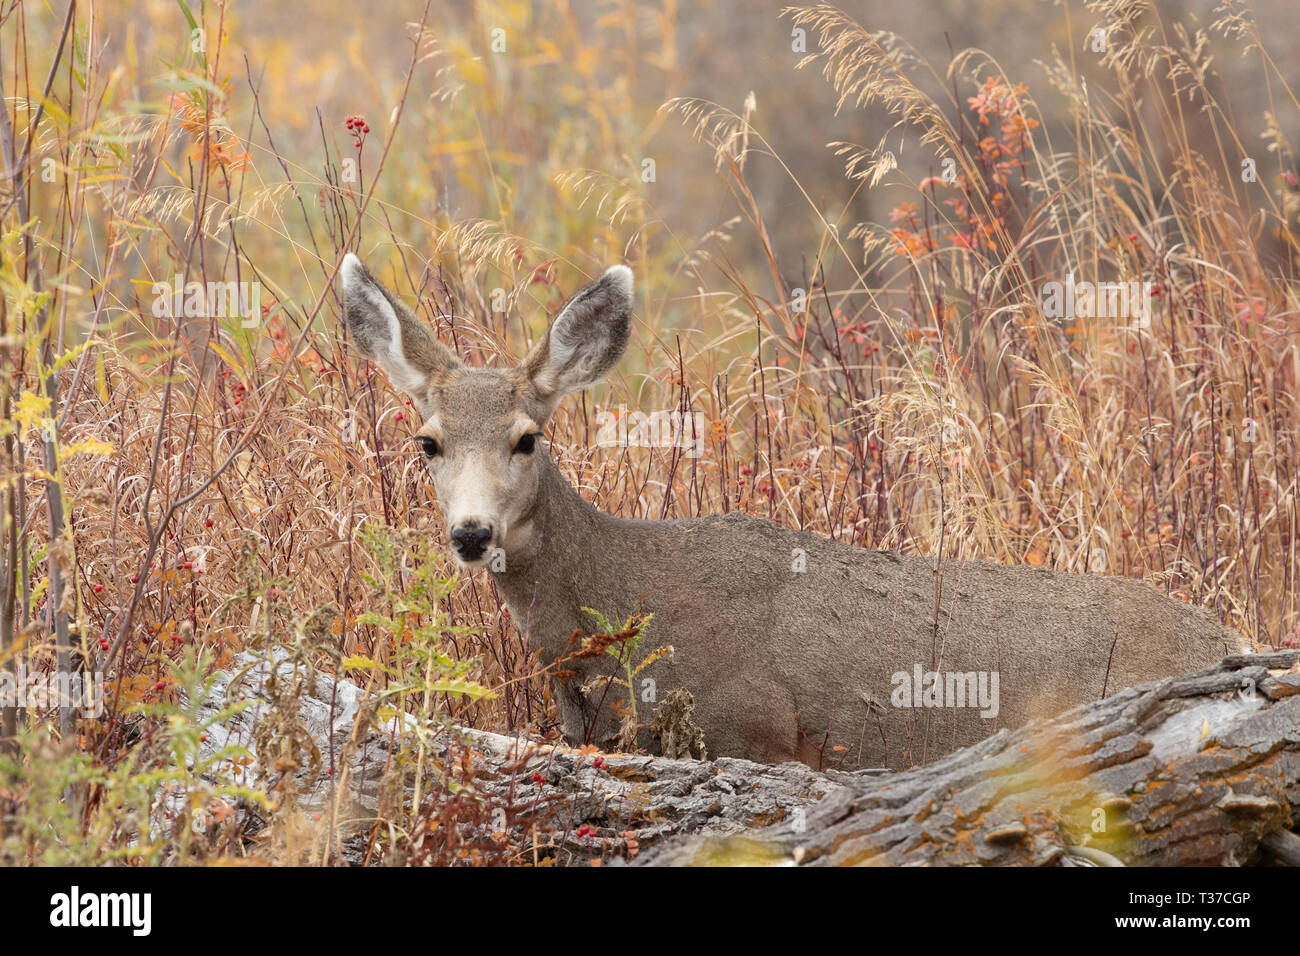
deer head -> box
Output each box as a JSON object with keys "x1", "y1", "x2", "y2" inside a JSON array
[{"x1": 339, "y1": 253, "x2": 632, "y2": 567}]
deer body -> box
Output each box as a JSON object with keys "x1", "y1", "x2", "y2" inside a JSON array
[
  {"x1": 492, "y1": 449, "x2": 1235, "y2": 767},
  {"x1": 339, "y1": 255, "x2": 1239, "y2": 769}
]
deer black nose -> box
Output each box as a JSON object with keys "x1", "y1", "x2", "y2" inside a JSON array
[{"x1": 451, "y1": 524, "x2": 493, "y2": 560}]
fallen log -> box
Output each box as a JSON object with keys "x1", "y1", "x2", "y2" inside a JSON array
[
  {"x1": 639, "y1": 649, "x2": 1300, "y2": 866},
  {"x1": 192, "y1": 649, "x2": 1300, "y2": 866}
]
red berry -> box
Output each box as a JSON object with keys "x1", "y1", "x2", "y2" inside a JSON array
[
  {"x1": 531, "y1": 773, "x2": 544, "y2": 783},
  {"x1": 205, "y1": 519, "x2": 213, "y2": 528},
  {"x1": 93, "y1": 584, "x2": 103, "y2": 593},
  {"x1": 130, "y1": 575, "x2": 138, "y2": 583},
  {"x1": 155, "y1": 681, "x2": 165, "y2": 691}
]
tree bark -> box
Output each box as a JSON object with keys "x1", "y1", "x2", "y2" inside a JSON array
[
  {"x1": 638, "y1": 650, "x2": 1300, "y2": 866},
  {"x1": 198, "y1": 649, "x2": 1300, "y2": 866}
]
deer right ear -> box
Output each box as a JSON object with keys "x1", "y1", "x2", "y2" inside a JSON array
[
  {"x1": 339, "y1": 253, "x2": 459, "y2": 397},
  {"x1": 522, "y1": 265, "x2": 633, "y2": 411}
]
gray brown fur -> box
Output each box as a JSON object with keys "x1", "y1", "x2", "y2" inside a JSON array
[{"x1": 338, "y1": 254, "x2": 1241, "y2": 770}]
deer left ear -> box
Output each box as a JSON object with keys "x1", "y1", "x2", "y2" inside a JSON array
[{"x1": 522, "y1": 265, "x2": 633, "y2": 410}]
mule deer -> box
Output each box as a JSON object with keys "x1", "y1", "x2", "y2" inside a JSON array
[{"x1": 339, "y1": 254, "x2": 1241, "y2": 769}]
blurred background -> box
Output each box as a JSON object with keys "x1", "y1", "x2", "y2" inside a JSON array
[{"x1": 90, "y1": 0, "x2": 1300, "y2": 277}]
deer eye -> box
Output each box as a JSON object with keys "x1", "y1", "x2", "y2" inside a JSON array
[
  {"x1": 514, "y1": 432, "x2": 540, "y2": 455},
  {"x1": 415, "y1": 436, "x2": 441, "y2": 458}
]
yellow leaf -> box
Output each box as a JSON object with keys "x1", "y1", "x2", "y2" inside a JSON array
[
  {"x1": 208, "y1": 341, "x2": 248, "y2": 386},
  {"x1": 12, "y1": 390, "x2": 50, "y2": 432},
  {"x1": 96, "y1": 350, "x2": 108, "y2": 402},
  {"x1": 341, "y1": 654, "x2": 379, "y2": 670},
  {"x1": 159, "y1": 156, "x2": 185, "y2": 183},
  {"x1": 60, "y1": 438, "x2": 115, "y2": 459}
]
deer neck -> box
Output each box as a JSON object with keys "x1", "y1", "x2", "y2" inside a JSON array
[{"x1": 489, "y1": 453, "x2": 611, "y2": 661}]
